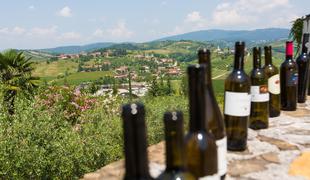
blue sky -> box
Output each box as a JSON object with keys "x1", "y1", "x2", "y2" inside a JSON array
[{"x1": 0, "y1": 0, "x2": 309, "y2": 49}]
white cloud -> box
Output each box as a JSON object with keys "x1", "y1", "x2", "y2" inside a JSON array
[
  {"x1": 0, "y1": 27, "x2": 26, "y2": 35},
  {"x1": 94, "y1": 21, "x2": 134, "y2": 40},
  {"x1": 12, "y1": 27, "x2": 26, "y2": 35},
  {"x1": 28, "y1": 26, "x2": 58, "y2": 36},
  {"x1": 28, "y1": 5, "x2": 35, "y2": 10},
  {"x1": 210, "y1": 0, "x2": 294, "y2": 28},
  {"x1": 57, "y1": 6, "x2": 72, "y2": 17},
  {"x1": 93, "y1": 28, "x2": 105, "y2": 37},
  {"x1": 108, "y1": 21, "x2": 133, "y2": 38},
  {"x1": 58, "y1": 32, "x2": 82, "y2": 41},
  {"x1": 0, "y1": 27, "x2": 9, "y2": 34},
  {"x1": 185, "y1": 11, "x2": 203, "y2": 23}
]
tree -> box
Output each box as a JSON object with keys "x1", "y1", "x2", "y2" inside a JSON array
[
  {"x1": 0, "y1": 50, "x2": 39, "y2": 114},
  {"x1": 290, "y1": 17, "x2": 304, "y2": 57},
  {"x1": 148, "y1": 76, "x2": 160, "y2": 97},
  {"x1": 166, "y1": 76, "x2": 173, "y2": 95},
  {"x1": 180, "y1": 75, "x2": 188, "y2": 96}
]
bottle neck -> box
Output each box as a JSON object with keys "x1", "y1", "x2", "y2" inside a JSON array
[
  {"x1": 198, "y1": 52, "x2": 213, "y2": 87},
  {"x1": 165, "y1": 114, "x2": 185, "y2": 171},
  {"x1": 264, "y1": 47, "x2": 272, "y2": 65},
  {"x1": 234, "y1": 47, "x2": 245, "y2": 70},
  {"x1": 302, "y1": 34, "x2": 310, "y2": 53},
  {"x1": 188, "y1": 66, "x2": 207, "y2": 132},
  {"x1": 123, "y1": 104, "x2": 150, "y2": 179},
  {"x1": 253, "y1": 48, "x2": 261, "y2": 69}
]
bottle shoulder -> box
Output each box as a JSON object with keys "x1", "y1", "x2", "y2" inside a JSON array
[
  {"x1": 185, "y1": 131, "x2": 216, "y2": 150},
  {"x1": 226, "y1": 70, "x2": 250, "y2": 83},
  {"x1": 263, "y1": 65, "x2": 279, "y2": 76},
  {"x1": 250, "y1": 68, "x2": 268, "y2": 84},
  {"x1": 225, "y1": 70, "x2": 251, "y2": 91},
  {"x1": 296, "y1": 53, "x2": 310, "y2": 63},
  {"x1": 281, "y1": 59, "x2": 297, "y2": 68}
]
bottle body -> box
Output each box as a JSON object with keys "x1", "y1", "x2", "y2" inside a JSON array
[
  {"x1": 185, "y1": 131, "x2": 218, "y2": 179},
  {"x1": 185, "y1": 65, "x2": 218, "y2": 179},
  {"x1": 224, "y1": 72, "x2": 251, "y2": 150},
  {"x1": 297, "y1": 53, "x2": 310, "y2": 103},
  {"x1": 263, "y1": 46, "x2": 281, "y2": 117},
  {"x1": 198, "y1": 49, "x2": 227, "y2": 179},
  {"x1": 280, "y1": 41, "x2": 298, "y2": 111},
  {"x1": 250, "y1": 47, "x2": 269, "y2": 130},
  {"x1": 297, "y1": 34, "x2": 310, "y2": 103},
  {"x1": 157, "y1": 112, "x2": 195, "y2": 180},
  {"x1": 224, "y1": 42, "x2": 251, "y2": 151}
]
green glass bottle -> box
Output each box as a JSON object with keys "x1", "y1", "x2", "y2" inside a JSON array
[
  {"x1": 250, "y1": 47, "x2": 269, "y2": 130},
  {"x1": 156, "y1": 111, "x2": 195, "y2": 180},
  {"x1": 263, "y1": 46, "x2": 281, "y2": 117},
  {"x1": 224, "y1": 41, "x2": 251, "y2": 151},
  {"x1": 198, "y1": 49, "x2": 227, "y2": 179},
  {"x1": 297, "y1": 33, "x2": 310, "y2": 103},
  {"x1": 185, "y1": 65, "x2": 218, "y2": 179}
]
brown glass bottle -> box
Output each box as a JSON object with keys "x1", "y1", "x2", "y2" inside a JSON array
[
  {"x1": 263, "y1": 46, "x2": 281, "y2": 117},
  {"x1": 250, "y1": 47, "x2": 269, "y2": 130},
  {"x1": 297, "y1": 33, "x2": 310, "y2": 103},
  {"x1": 185, "y1": 65, "x2": 218, "y2": 179},
  {"x1": 198, "y1": 49, "x2": 227, "y2": 180},
  {"x1": 280, "y1": 41, "x2": 298, "y2": 111},
  {"x1": 157, "y1": 112, "x2": 195, "y2": 180},
  {"x1": 224, "y1": 42, "x2": 251, "y2": 151},
  {"x1": 121, "y1": 103, "x2": 153, "y2": 180}
]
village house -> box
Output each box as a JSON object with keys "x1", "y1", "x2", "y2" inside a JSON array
[
  {"x1": 166, "y1": 67, "x2": 181, "y2": 76},
  {"x1": 90, "y1": 52, "x2": 101, "y2": 57},
  {"x1": 140, "y1": 65, "x2": 150, "y2": 73},
  {"x1": 115, "y1": 66, "x2": 129, "y2": 74}
]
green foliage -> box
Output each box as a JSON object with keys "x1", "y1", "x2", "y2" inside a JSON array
[
  {"x1": 0, "y1": 94, "x2": 123, "y2": 179},
  {"x1": 0, "y1": 85, "x2": 202, "y2": 179},
  {"x1": 0, "y1": 50, "x2": 39, "y2": 114},
  {"x1": 290, "y1": 17, "x2": 303, "y2": 56}
]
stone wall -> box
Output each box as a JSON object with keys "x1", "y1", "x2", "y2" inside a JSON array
[{"x1": 82, "y1": 97, "x2": 310, "y2": 180}]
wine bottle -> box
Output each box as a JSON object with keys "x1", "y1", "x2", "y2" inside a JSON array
[
  {"x1": 263, "y1": 46, "x2": 281, "y2": 117},
  {"x1": 249, "y1": 47, "x2": 269, "y2": 130},
  {"x1": 297, "y1": 33, "x2": 310, "y2": 103},
  {"x1": 280, "y1": 41, "x2": 298, "y2": 111},
  {"x1": 121, "y1": 103, "x2": 153, "y2": 180},
  {"x1": 157, "y1": 111, "x2": 195, "y2": 180},
  {"x1": 224, "y1": 41, "x2": 251, "y2": 151},
  {"x1": 185, "y1": 65, "x2": 218, "y2": 179},
  {"x1": 198, "y1": 49, "x2": 227, "y2": 180}
]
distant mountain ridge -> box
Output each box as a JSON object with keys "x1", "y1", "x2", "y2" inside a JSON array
[
  {"x1": 38, "y1": 42, "x2": 115, "y2": 54},
  {"x1": 32, "y1": 28, "x2": 289, "y2": 54},
  {"x1": 156, "y1": 28, "x2": 289, "y2": 42}
]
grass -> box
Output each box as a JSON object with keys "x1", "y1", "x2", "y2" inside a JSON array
[
  {"x1": 54, "y1": 71, "x2": 113, "y2": 85},
  {"x1": 33, "y1": 60, "x2": 79, "y2": 78}
]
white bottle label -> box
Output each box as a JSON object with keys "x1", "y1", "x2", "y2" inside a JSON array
[
  {"x1": 199, "y1": 173, "x2": 220, "y2": 180},
  {"x1": 224, "y1": 91, "x2": 251, "y2": 116},
  {"x1": 268, "y1": 74, "x2": 280, "y2": 94},
  {"x1": 216, "y1": 137, "x2": 227, "y2": 176},
  {"x1": 251, "y1": 86, "x2": 269, "y2": 102}
]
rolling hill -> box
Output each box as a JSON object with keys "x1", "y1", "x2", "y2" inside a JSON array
[
  {"x1": 156, "y1": 28, "x2": 289, "y2": 42},
  {"x1": 25, "y1": 28, "x2": 289, "y2": 55},
  {"x1": 38, "y1": 42, "x2": 115, "y2": 54}
]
